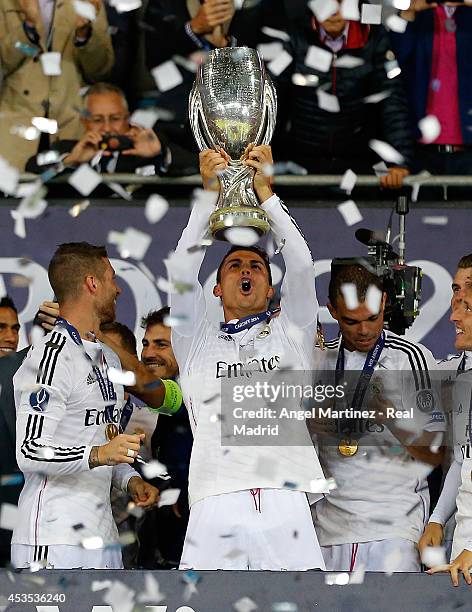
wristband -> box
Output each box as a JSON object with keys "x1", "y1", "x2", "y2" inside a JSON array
[{"x1": 148, "y1": 379, "x2": 183, "y2": 415}]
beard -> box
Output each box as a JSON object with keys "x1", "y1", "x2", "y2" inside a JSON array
[{"x1": 97, "y1": 298, "x2": 116, "y2": 325}]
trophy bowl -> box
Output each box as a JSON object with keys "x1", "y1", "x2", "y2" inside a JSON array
[{"x1": 189, "y1": 47, "x2": 277, "y2": 240}]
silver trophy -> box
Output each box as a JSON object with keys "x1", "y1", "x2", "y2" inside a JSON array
[{"x1": 189, "y1": 47, "x2": 277, "y2": 239}]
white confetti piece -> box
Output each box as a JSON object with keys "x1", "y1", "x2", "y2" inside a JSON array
[
  {"x1": 137, "y1": 573, "x2": 166, "y2": 604},
  {"x1": 267, "y1": 49, "x2": 293, "y2": 76},
  {"x1": 310, "y1": 477, "x2": 337, "y2": 493},
  {"x1": 305, "y1": 45, "x2": 333, "y2": 72},
  {"x1": 31, "y1": 117, "x2": 58, "y2": 134},
  {"x1": 422, "y1": 216, "x2": 448, "y2": 226},
  {"x1": 145, "y1": 194, "x2": 169, "y2": 224},
  {"x1": 272, "y1": 604, "x2": 298, "y2": 612},
  {"x1": 233, "y1": 596, "x2": 258, "y2": 612},
  {"x1": 37, "y1": 150, "x2": 61, "y2": 165},
  {"x1": 317, "y1": 90, "x2": 340, "y2": 113},
  {"x1": 141, "y1": 460, "x2": 169, "y2": 479},
  {"x1": 386, "y1": 59, "x2": 401, "y2": 80},
  {"x1": 261, "y1": 26, "x2": 290, "y2": 41},
  {"x1": 0, "y1": 156, "x2": 19, "y2": 195},
  {"x1": 191, "y1": 187, "x2": 219, "y2": 211},
  {"x1": 384, "y1": 546, "x2": 403, "y2": 575},
  {"x1": 369, "y1": 139, "x2": 404, "y2": 165},
  {"x1": 385, "y1": 14, "x2": 408, "y2": 33},
  {"x1": 361, "y1": 2, "x2": 382, "y2": 24},
  {"x1": 101, "y1": 579, "x2": 136, "y2": 612},
  {"x1": 109, "y1": 0, "x2": 142, "y2": 11},
  {"x1": 69, "y1": 199, "x2": 90, "y2": 217},
  {"x1": 257, "y1": 42, "x2": 284, "y2": 61},
  {"x1": 335, "y1": 55, "x2": 365, "y2": 69},
  {"x1": 340, "y1": 169, "x2": 357, "y2": 194},
  {"x1": 0, "y1": 503, "x2": 18, "y2": 531},
  {"x1": 364, "y1": 90, "x2": 391, "y2": 104},
  {"x1": 107, "y1": 367, "x2": 136, "y2": 386},
  {"x1": 151, "y1": 60, "x2": 183, "y2": 92},
  {"x1": 130, "y1": 108, "x2": 159, "y2": 129},
  {"x1": 341, "y1": 283, "x2": 359, "y2": 310},
  {"x1": 349, "y1": 562, "x2": 366, "y2": 584},
  {"x1": 0, "y1": 275, "x2": 6, "y2": 298},
  {"x1": 291, "y1": 73, "x2": 319, "y2": 87},
  {"x1": 341, "y1": 0, "x2": 360, "y2": 20},
  {"x1": 325, "y1": 572, "x2": 350, "y2": 585},
  {"x1": 127, "y1": 501, "x2": 145, "y2": 519},
  {"x1": 309, "y1": 0, "x2": 339, "y2": 22},
  {"x1": 393, "y1": 0, "x2": 412, "y2": 9},
  {"x1": 92, "y1": 580, "x2": 113, "y2": 591},
  {"x1": 73, "y1": 0, "x2": 96, "y2": 21},
  {"x1": 421, "y1": 547, "x2": 447, "y2": 568},
  {"x1": 81, "y1": 536, "x2": 104, "y2": 549},
  {"x1": 163, "y1": 314, "x2": 189, "y2": 327},
  {"x1": 158, "y1": 488, "x2": 181, "y2": 507},
  {"x1": 419, "y1": 115, "x2": 441, "y2": 144},
  {"x1": 11, "y1": 124, "x2": 40, "y2": 140},
  {"x1": 225, "y1": 227, "x2": 260, "y2": 246},
  {"x1": 337, "y1": 200, "x2": 363, "y2": 226},
  {"x1": 17, "y1": 195, "x2": 47, "y2": 220},
  {"x1": 40, "y1": 52, "x2": 61, "y2": 76},
  {"x1": 366, "y1": 284, "x2": 382, "y2": 315},
  {"x1": 68, "y1": 164, "x2": 102, "y2": 196},
  {"x1": 11, "y1": 211, "x2": 26, "y2": 239},
  {"x1": 108, "y1": 181, "x2": 133, "y2": 201},
  {"x1": 372, "y1": 161, "x2": 389, "y2": 177},
  {"x1": 135, "y1": 164, "x2": 156, "y2": 177},
  {"x1": 118, "y1": 227, "x2": 152, "y2": 260}
]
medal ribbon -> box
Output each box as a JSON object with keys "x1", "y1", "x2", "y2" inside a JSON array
[{"x1": 220, "y1": 308, "x2": 281, "y2": 335}]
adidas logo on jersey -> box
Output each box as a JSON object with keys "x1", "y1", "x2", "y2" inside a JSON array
[
  {"x1": 218, "y1": 334, "x2": 233, "y2": 342},
  {"x1": 86, "y1": 373, "x2": 96, "y2": 385}
]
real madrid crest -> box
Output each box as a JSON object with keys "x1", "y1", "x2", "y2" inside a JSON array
[{"x1": 257, "y1": 325, "x2": 271, "y2": 339}]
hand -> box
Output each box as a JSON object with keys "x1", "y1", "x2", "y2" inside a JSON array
[
  {"x1": 199, "y1": 148, "x2": 230, "y2": 191},
  {"x1": 19, "y1": 0, "x2": 40, "y2": 27},
  {"x1": 380, "y1": 167, "x2": 410, "y2": 190},
  {"x1": 98, "y1": 433, "x2": 145, "y2": 466},
  {"x1": 427, "y1": 549, "x2": 472, "y2": 587},
  {"x1": 75, "y1": 0, "x2": 101, "y2": 34},
  {"x1": 127, "y1": 476, "x2": 159, "y2": 508},
  {"x1": 64, "y1": 131, "x2": 102, "y2": 166},
  {"x1": 37, "y1": 301, "x2": 60, "y2": 331},
  {"x1": 418, "y1": 522, "x2": 444, "y2": 556},
  {"x1": 243, "y1": 144, "x2": 274, "y2": 203},
  {"x1": 122, "y1": 126, "x2": 162, "y2": 158},
  {"x1": 190, "y1": 0, "x2": 235, "y2": 35}
]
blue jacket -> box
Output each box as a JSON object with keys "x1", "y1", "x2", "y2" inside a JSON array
[{"x1": 390, "y1": 7, "x2": 472, "y2": 144}]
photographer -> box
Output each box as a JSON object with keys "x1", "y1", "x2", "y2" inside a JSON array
[{"x1": 25, "y1": 82, "x2": 197, "y2": 176}]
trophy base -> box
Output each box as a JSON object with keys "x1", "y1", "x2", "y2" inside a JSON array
[{"x1": 209, "y1": 206, "x2": 270, "y2": 241}]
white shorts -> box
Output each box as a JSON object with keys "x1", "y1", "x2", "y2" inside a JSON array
[
  {"x1": 11, "y1": 544, "x2": 123, "y2": 570},
  {"x1": 321, "y1": 538, "x2": 420, "y2": 572},
  {"x1": 180, "y1": 488, "x2": 325, "y2": 570}
]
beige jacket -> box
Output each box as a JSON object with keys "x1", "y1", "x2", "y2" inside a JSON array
[{"x1": 0, "y1": 0, "x2": 114, "y2": 169}]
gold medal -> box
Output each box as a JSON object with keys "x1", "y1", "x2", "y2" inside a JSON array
[
  {"x1": 338, "y1": 439, "x2": 358, "y2": 457},
  {"x1": 105, "y1": 423, "x2": 119, "y2": 441}
]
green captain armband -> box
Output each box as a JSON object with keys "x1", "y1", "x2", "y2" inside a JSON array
[{"x1": 148, "y1": 379, "x2": 183, "y2": 415}]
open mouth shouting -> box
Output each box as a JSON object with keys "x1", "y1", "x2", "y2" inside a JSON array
[{"x1": 240, "y1": 278, "x2": 252, "y2": 295}]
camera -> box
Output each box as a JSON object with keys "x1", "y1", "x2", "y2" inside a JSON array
[{"x1": 100, "y1": 133, "x2": 133, "y2": 152}]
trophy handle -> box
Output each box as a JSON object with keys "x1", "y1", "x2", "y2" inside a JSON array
[
  {"x1": 254, "y1": 76, "x2": 278, "y2": 146},
  {"x1": 189, "y1": 84, "x2": 215, "y2": 152}
]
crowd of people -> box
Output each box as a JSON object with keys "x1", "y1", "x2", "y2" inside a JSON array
[
  {"x1": 0, "y1": 0, "x2": 471, "y2": 183},
  {"x1": 0, "y1": 142, "x2": 471, "y2": 585}
]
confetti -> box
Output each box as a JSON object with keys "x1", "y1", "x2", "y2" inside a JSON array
[
  {"x1": 308, "y1": 0, "x2": 339, "y2": 22},
  {"x1": 421, "y1": 546, "x2": 447, "y2": 568},
  {"x1": 127, "y1": 501, "x2": 145, "y2": 518},
  {"x1": 158, "y1": 488, "x2": 181, "y2": 507},
  {"x1": 233, "y1": 596, "x2": 258, "y2": 612},
  {"x1": 422, "y1": 216, "x2": 448, "y2": 226},
  {"x1": 340, "y1": 169, "x2": 357, "y2": 194},
  {"x1": 37, "y1": 150, "x2": 61, "y2": 165},
  {"x1": 11, "y1": 211, "x2": 26, "y2": 239},
  {"x1": 317, "y1": 90, "x2": 340, "y2": 113},
  {"x1": 341, "y1": 283, "x2": 359, "y2": 310},
  {"x1": 349, "y1": 562, "x2": 366, "y2": 584},
  {"x1": 141, "y1": 460, "x2": 168, "y2": 479},
  {"x1": 0, "y1": 503, "x2": 18, "y2": 531},
  {"x1": 341, "y1": 0, "x2": 360, "y2": 20},
  {"x1": 272, "y1": 604, "x2": 298, "y2": 612},
  {"x1": 336, "y1": 55, "x2": 364, "y2": 69},
  {"x1": 225, "y1": 227, "x2": 260, "y2": 246},
  {"x1": 361, "y1": 2, "x2": 382, "y2": 24},
  {"x1": 31, "y1": 117, "x2": 58, "y2": 134},
  {"x1": 305, "y1": 45, "x2": 333, "y2": 72},
  {"x1": 385, "y1": 14, "x2": 408, "y2": 33},
  {"x1": 0, "y1": 156, "x2": 19, "y2": 194},
  {"x1": 291, "y1": 73, "x2": 319, "y2": 87},
  {"x1": 419, "y1": 115, "x2": 441, "y2": 144},
  {"x1": 17, "y1": 188, "x2": 48, "y2": 219},
  {"x1": 40, "y1": 52, "x2": 62, "y2": 76},
  {"x1": 372, "y1": 161, "x2": 389, "y2": 177},
  {"x1": 137, "y1": 573, "x2": 166, "y2": 603},
  {"x1": 0, "y1": 275, "x2": 5, "y2": 299},
  {"x1": 337, "y1": 200, "x2": 363, "y2": 226},
  {"x1": 366, "y1": 284, "x2": 382, "y2": 315},
  {"x1": 384, "y1": 546, "x2": 403, "y2": 575},
  {"x1": 163, "y1": 314, "x2": 189, "y2": 327},
  {"x1": 68, "y1": 164, "x2": 102, "y2": 196},
  {"x1": 310, "y1": 477, "x2": 336, "y2": 493},
  {"x1": 261, "y1": 26, "x2": 290, "y2": 41},
  {"x1": 69, "y1": 199, "x2": 90, "y2": 217},
  {"x1": 10, "y1": 124, "x2": 40, "y2": 140},
  {"x1": 151, "y1": 60, "x2": 183, "y2": 92},
  {"x1": 130, "y1": 108, "x2": 159, "y2": 129},
  {"x1": 325, "y1": 572, "x2": 350, "y2": 585},
  {"x1": 109, "y1": 0, "x2": 142, "y2": 11},
  {"x1": 135, "y1": 164, "x2": 156, "y2": 177},
  {"x1": 107, "y1": 367, "x2": 136, "y2": 386},
  {"x1": 144, "y1": 194, "x2": 169, "y2": 224},
  {"x1": 73, "y1": 0, "x2": 97, "y2": 20},
  {"x1": 267, "y1": 50, "x2": 293, "y2": 76},
  {"x1": 364, "y1": 91, "x2": 391, "y2": 104},
  {"x1": 257, "y1": 42, "x2": 284, "y2": 61},
  {"x1": 369, "y1": 139, "x2": 404, "y2": 165},
  {"x1": 109, "y1": 227, "x2": 152, "y2": 260}
]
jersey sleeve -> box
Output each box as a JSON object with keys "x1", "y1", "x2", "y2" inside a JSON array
[
  {"x1": 429, "y1": 457, "x2": 461, "y2": 526},
  {"x1": 262, "y1": 195, "x2": 318, "y2": 330},
  {"x1": 15, "y1": 334, "x2": 92, "y2": 476},
  {"x1": 112, "y1": 463, "x2": 141, "y2": 493}
]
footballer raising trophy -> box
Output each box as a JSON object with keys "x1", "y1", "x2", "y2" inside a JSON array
[{"x1": 189, "y1": 47, "x2": 277, "y2": 239}]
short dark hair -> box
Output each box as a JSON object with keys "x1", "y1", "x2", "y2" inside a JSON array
[
  {"x1": 48, "y1": 242, "x2": 108, "y2": 302},
  {"x1": 100, "y1": 321, "x2": 137, "y2": 356},
  {"x1": 329, "y1": 264, "x2": 383, "y2": 306},
  {"x1": 458, "y1": 254, "x2": 472, "y2": 269},
  {"x1": 141, "y1": 306, "x2": 170, "y2": 329},
  {"x1": 0, "y1": 296, "x2": 17, "y2": 313},
  {"x1": 216, "y1": 246, "x2": 272, "y2": 285}
]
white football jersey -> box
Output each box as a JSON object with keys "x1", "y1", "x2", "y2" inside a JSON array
[
  {"x1": 12, "y1": 322, "x2": 139, "y2": 547},
  {"x1": 170, "y1": 195, "x2": 327, "y2": 507},
  {"x1": 312, "y1": 331, "x2": 445, "y2": 545}
]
